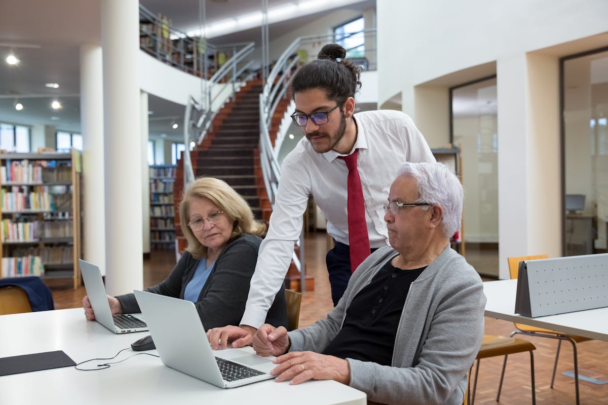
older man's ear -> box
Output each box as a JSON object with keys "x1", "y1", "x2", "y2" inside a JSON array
[{"x1": 429, "y1": 205, "x2": 444, "y2": 228}]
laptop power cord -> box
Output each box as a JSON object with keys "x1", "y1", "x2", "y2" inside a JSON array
[{"x1": 75, "y1": 347, "x2": 160, "y2": 371}]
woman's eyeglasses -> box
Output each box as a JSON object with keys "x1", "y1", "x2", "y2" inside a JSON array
[{"x1": 188, "y1": 211, "x2": 224, "y2": 231}]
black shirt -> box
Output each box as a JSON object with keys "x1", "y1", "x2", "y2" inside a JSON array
[{"x1": 322, "y1": 260, "x2": 426, "y2": 366}]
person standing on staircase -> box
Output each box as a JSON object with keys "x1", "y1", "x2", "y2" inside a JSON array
[{"x1": 207, "y1": 43, "x2": 436, "y2": 349}]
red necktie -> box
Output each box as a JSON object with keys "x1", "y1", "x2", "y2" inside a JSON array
[{"x1": 339, "y1": 149, "x2": 371, "y2": 273}]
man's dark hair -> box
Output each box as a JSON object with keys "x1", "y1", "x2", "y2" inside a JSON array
[{"x1": 291, "y1": 44, "x2": 361, "y2": 106}]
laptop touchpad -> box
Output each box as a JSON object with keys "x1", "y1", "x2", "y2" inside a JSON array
[{"x1": 233, "y1": 355, "x2": 274, "y2": 367}]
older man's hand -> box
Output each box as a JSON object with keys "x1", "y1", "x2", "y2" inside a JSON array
[
  {"x1": 207, "y1": 325, "x2": 256, "y2": 350},
  {"x1": 252, "y1": 324, "x2": 290, "y2": 357},
  {"x1": 271, "y1": 351, "x2": 351, "y2": 385}
]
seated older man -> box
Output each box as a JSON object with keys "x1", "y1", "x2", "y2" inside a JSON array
[{"x1": 250, "y1": 162, "x2": 486, "y2": 405}]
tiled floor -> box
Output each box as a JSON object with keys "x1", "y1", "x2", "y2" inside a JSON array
[{"x1": 47, "y1": 233, "x2": 607, "y2": 405}]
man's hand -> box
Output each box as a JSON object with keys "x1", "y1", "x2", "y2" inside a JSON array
[
  {"x1": 252, "y1": 324, "x2": 290, "y2": 357},
  {"x1": 271, "y1": 351, "x2": 351, "y2": 385},
  {"x1": 206, "y1": 325, "x2": 257, "y2": 350},
  {"x1": 83, "y1": 295, "x2": 121, "y2": 321}
]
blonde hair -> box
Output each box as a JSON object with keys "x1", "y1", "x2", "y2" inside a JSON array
[{"x1": 179, "y1": 177, "x2": 266, "y2": 259}]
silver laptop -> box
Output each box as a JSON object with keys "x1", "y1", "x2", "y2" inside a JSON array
[
  {"x1": 79, "y1": 259, "x2": 148, "y2": 334},
  {"x1": 134, "y1": 290, "x2": 276, "y2": 388}
]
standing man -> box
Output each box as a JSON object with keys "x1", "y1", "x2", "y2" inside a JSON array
[{"x1": 208, "y1": 43, "x2": 435, "y2": 347}]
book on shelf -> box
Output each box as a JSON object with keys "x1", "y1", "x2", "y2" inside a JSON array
[
  {"x1": 150, "y1": 218, "x2": 174, "y2": 229},
  {"x1": 150, "y1": 180, "x2": 174, "y2": 193},
  {"x1": 0, "y1": 159, "x2": 72, "y2": 184},
  {"x1": 1, "y1": 186, "x2": 72, "y2": 212},
  {"x1": 150, "y1": 166, "x2": 176, "y2": 178},
  {"x1": 1, "y1": 219, "x2": 39, "y2": 242},
  {"x1": 151, "y1": 194, "x2": 174, "y2": 204},
  {"x1": 1, "y1": 256, "x2": 45, "y2": 278},
  {"x1": 151, "y1": 206, "x2": 174, "y2": 217},
  {"x1": 13, "y1": 246, "x2": 73, "y2": 265}
]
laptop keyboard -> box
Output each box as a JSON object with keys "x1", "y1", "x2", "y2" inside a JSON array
[
  {"x1": 113, "y1": 314, "x2": 147, "y2": 330},
  {"x1": 215, "y1": 357, "x2": 266, "y2": 382}
]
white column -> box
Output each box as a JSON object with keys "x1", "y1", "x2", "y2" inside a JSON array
[
  {"x1": 101, "y1": 0, "x2": 143, "y2": 295},
  {"x1": 80, "y1": 44, "x2": 107, "y2": 275},
  {"x1": 497, "y1": 53, "x2": 561, "y2": 279},
  {"x1": 414, "y1": 86, "x2": 450, "y2": 148},
  {"x1": 141, "y1": 91, "x2": 151, "y2": 255}
]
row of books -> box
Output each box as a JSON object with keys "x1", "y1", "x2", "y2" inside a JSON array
[
  {"x1": 150, "y1": 167, "x2": 176, "y2": 178},
  {"x1": 13, "y1": 246, "x2": 73, "y2": 265},
  {"x1": 151, "y1": 194, "x2": 174, "y2": 204},
  {"x1": 151, "y1": 206, "x2": 174, "y2": 217},
  {"x1": 2, "y1": 191, "x2": 54, "y2": 212},
  {"x1": 1, "y1": 160, "x2": 72, "y2": 184},
  {"x1": 152, "y1": 242, "x2": 174, "y2": 250},
  {"x1": 2, "y1": 219, "x2": 39, "y2": 242},
  {"x1": 151, "y1": 180, "x2": 174, "y2": 193},
  {"x1": 151, "y1": 231, "x2": 175, "y2": 241},
  {"x1": 150, "y1": 218, "x2": 174, "y2": 229},
  {"x1": 1, "y1": 256, "x2": 45, "y2": 277}
]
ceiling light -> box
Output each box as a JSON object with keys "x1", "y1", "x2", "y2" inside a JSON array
[
  {"x1": 6, "y1": 54, "x2": 19, "y2": 65},
  {"x1": 51, "y1": 100, "x2": 62, "y2": 109},
  {"x1": 288, "y1": 134, "x2": 295, "y2": 139},
  {"x1": 172, "y1": 123, "x2": 179, "y2": 129},
  {"x1": 15, "y1": 102, "x2": 23, "y2": 111},
  {"x1": 45, "y1": 83, "x2": 59, "y2": 89},
  {"x1": 190, "y1": 141, "x2": 196, "y2": 148}
]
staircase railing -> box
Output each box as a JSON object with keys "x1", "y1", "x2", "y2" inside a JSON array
[
  {"x1": 259, "y1": 28, "x2": 377, "y2": 291},
  {"x1": 182, "y1": 42, "x2": 256, "y2": 190}
]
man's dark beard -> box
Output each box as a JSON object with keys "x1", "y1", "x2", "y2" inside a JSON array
[{"x1": 307, "y1": 111, "x2": 347, "y2": 153}]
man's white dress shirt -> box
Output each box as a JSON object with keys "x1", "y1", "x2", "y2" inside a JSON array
[{"x1": 241, "y1": 110, "x2": 436, "y2": 328}]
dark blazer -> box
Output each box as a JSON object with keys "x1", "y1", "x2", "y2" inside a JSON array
[{"x1": 116, "y1": 234, "x2": 287, "y2": 329}]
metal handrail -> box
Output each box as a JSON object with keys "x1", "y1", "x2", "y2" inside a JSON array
[{"x1": 259, "y1": 28, "x2": 377, "y2": 290}]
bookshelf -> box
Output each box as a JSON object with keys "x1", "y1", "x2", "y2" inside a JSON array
[
  {"x1": 0, "y1": 150, "x2": 82, "y2": 289},
  {"x1": 150, "y1": 164, "x2": 176, "y2": 250}
]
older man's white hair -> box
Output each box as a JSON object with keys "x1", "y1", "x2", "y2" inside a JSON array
[{"x1": 396, "y1": 162, "x2": 463, "y2": 238}]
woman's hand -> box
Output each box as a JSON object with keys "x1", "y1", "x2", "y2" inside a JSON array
[
  {"x1": 271, "y1": 351, "x2": 351, "y2": 385},
  {"x1": 83, "y1": 295, "x2": 122, "y2": 321},
  {"x1": 252, "y1": 324, "x2": 290, "y2": 357}
]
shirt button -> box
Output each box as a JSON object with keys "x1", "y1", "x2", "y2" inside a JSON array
[
  {"x1": 383, "y1": 285, "x2": 389, "y2": 291},
  {"x1": 392, "y1": 273, "x2": 397, "y2": 279}
]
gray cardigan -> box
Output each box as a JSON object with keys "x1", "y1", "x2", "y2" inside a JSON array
[
  {"x1": 288, "y1": 245, "x2": 486, "y2": 405},
  {"x1": 116, "y1": 234, "x2": 288, "y2": 330}
]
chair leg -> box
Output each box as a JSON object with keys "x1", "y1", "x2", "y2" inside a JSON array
[
  {"x1": 550, "y1": 339, "x2": 562, "y2": 388},
  {"x1": 468, "y1": 365, "x2": 472, "y2": 405},
  {"x1": 530, "y1": 351, "x2": 536, "y2": 405},
  {"x1": 565, "y1": 338, "x2": 580, "y2": 405},
  {"x1": 471, "y1": 359, "x2": 481, "y2": 405},
  {"x1": 496, "y1": 355, "x2": 509, "y2": 402}
]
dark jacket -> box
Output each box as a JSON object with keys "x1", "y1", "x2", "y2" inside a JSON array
[{"x1": 116, "y1": 234, "x2": 287, "y2": 329}]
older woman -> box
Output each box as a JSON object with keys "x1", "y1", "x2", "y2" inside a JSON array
[{"x1": 83, "y1": 177, "x2": 287, "y2": 330}]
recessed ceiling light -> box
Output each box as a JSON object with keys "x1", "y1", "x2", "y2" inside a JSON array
[
  {"x1": 6, "y1": 54, "x2": 19, "y2": 65},
  {"x1": 15, "y1": 102, "x2": 24, "y2": 111},
  {"x1": 45, "y1": 83, "x2": 59, "y2": 89},
  {"x1": 288, "y1": 134, "x2": 295, "y2": 139},
  {"x1": 50, "y1": 116, "x2": 60, "y2": 121},
  {"x1": 51, "y1": 100, "x2": 62, "y2": 109},
  {"x1": 190, "y1": 141, "x2": 196, "y2": 148},
  {"x1": 172, "y1": 123, "x2": 179, "y2": 129}
]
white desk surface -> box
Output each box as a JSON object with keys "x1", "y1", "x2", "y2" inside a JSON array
[
  {"x1": 0, "y1": 309, "x2": 366, "y2": 405},
  {"x1": 483, "y1": 279, "x2": 608, "y2": 342}
]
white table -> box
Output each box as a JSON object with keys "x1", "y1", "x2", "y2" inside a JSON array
[
  {"x1": 0, "y1": 309, "x2": 366, "y2": 405},
  {"x1": 483, "y1": 279, "x2": 608, "y2": 342}
]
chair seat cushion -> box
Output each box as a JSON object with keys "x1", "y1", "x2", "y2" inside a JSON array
[
  {"x1": 514, "y1": 323, "x2": 592, "y2": 343},
  {"x1": 476, "y1": 335, "x2": 536, "y2": 359}
]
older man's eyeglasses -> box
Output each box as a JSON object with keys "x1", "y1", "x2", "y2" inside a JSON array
[
  {"x1": 291, "y1": 105, "x2": 340, "y2": 127},
  {"x1": 188, "y1": 211, "x2": 224, "y2": 231},
  {"x1": 383, "y1": 201, "x2": 433, "y2": 215}
]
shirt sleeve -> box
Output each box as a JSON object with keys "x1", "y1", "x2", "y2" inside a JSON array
[
  {"x1": 240, "y1": 154, "x2": 311, "y2": 328},
  {"x1": 402, "y1": 114, "x2": 436, "y2": 164}
]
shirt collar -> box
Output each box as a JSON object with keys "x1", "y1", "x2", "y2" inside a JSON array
[{"x1": 323, "y1": 115, "x2": 368, "y2": 163}]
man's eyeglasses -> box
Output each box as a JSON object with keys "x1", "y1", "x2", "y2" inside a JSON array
[
  {"x1": 383, "y1": 201, "x2": 433, "y2": 215},
  {"x1": 290, "y1": 105, "x2": 340, "y2": 127},
  {"x1": 188, "y1": 211, "x2": 224, "y2": 231}
]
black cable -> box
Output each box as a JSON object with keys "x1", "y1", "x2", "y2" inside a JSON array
[{"x1": 75, "y1": 347, "x2": 160, "y2": 372}]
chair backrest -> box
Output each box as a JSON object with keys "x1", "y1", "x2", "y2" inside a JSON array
[
  {"x1": 0, "y1": 286, "x2": 33, "y2": 315},
  {"x1": 285, "y1": 289, "x2": 302, "y2": 331},
  {"x1": 507, "y1": 254, "x2": 549, "y2": 279}
]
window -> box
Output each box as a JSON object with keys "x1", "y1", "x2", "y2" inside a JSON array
[
  {"x1": 171, "y1": 143, "x2": 185, "y2": 165},
  {"x1": 56, "y1": 131, "x2": 83, "y2": 152},
  {"x1": 0, "y1": 123, "x2": 30, "y2": 152},
  {"x1": 148, "y1": 141, "x2": 155, "y2": 165},
  {"x1": 334, "y1": 17, "x2": 365, "y2": 59}
]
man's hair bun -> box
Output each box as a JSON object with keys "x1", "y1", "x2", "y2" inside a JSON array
[{"x1": 317, "y1": 44, "x2": 346, "y2": 61}]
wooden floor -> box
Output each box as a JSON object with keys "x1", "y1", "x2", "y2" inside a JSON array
[{"x1": 48, "y1": 234, "x2": 607, "y2": 405}]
